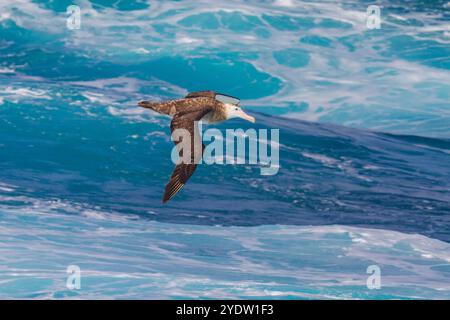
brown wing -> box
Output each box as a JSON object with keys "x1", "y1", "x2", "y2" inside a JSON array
[
  {"x1": 185, "y1": 91, "x2": 216, "y2": 99},
  {"x1": 138, "y1": 97, "x2": 216, "y2": 116},
  {"x1": 162, "y1": 108, "x2": 212, "y2": 203}
]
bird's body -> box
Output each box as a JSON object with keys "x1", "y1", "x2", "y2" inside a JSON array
[
  {"x1": 138, "y1": 91, "x2": 255, "y2": 203},
  {"x1": 139, "y1": 97, "x2": 222, "y2": 120}
]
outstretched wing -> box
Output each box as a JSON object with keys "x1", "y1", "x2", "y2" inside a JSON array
[
  {"x1": 185, "y1": 91, "x2": 216, "y2": 99},
  {"x1": 162, "y1": 108, "x2": 211, "y2": 203},
  {"x1": 138, "y1": 96, "x2": 216, "y2": 116}
]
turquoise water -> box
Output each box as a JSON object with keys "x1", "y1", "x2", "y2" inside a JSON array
[{"x1": 0, "y1": 0, "x2": 450, "y2": 299}]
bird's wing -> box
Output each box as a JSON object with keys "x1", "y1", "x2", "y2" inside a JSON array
[
  {"x1": 138, "y1": 99, "x2": 182, "y2": 116},
  {"x1": 162, "y1": 108, "x2": 212, "y2": 203},
  {"x1": 138, "y1": 97, "x2": 216, "y2": 116},
  {"x1": 185, "y1": 91, "x2": 216, "y2": 99}
]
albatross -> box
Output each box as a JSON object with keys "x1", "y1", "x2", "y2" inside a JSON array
[{"x1": 138, "y1": 91, "x2": 256, "y2": 203}]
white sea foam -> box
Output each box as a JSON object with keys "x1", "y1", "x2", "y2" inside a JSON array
[
  {"x1": 132, "y1": 48, "x2": 150, "y2": 54},
  {"x1": 0, "y1": 67, "x2": 15, "y2": 74},
  {"x1": 0, "y1": 87, "x2": 51, "y2": 100},
  {"x1": 1, "y1": 187, "x2": 450, "y2": 299},
  {"x1": 301, "y1": 152, "x2": 372, "y2": 181},
  {"x1": 2, "y1": 0, "x2": 449, "y2": 136}
]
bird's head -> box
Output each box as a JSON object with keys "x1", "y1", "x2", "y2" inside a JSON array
[{"x1": 224, "y1": 104, "x2": 256, "y2": 123}]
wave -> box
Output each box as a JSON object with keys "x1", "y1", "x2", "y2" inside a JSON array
[
  {"x1": 0, "y1": 76, "x2": 449, "y2": 242},
  {"x1": 1, "y1": 194, "x2": 450, "y2": 299},
  {"x1": 1, "y1": 0, "x2": 450, "y2": 299},
  {"x1": 1, "y1": 0, "x2": 450, "y2": 136}
]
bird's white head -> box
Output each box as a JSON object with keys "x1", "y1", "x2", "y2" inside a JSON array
[{"x1": 224, "y1": 104, "x2": 256, "y2": 123}]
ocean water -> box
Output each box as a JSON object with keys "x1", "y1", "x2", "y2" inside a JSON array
[{"x1": 0, "y1": 0, "x2": 449, "y2": 299}]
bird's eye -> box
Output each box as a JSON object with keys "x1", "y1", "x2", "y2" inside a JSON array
[{"x1": 235, "y1": 107, "x2": 239, "y2": 111}]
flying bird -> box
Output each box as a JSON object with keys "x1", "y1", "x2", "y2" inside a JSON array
[{"x1": 138, "y1": 91, "x2": 256, "y2": 203}]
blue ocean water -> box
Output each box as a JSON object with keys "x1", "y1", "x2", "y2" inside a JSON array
[{"x1": 0, "y1": 0, "x2": 450, "y2": 299}]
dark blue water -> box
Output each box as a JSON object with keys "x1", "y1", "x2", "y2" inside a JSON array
[{"x1": 1, "y1": 101, "x2": 449, "y2": 239}]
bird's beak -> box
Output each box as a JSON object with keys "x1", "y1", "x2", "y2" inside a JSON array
[{"x1": 239, "y1": 110, "x2": 256, "y2": 123}]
